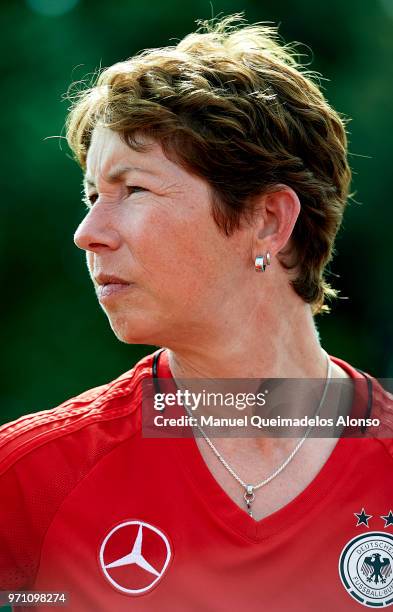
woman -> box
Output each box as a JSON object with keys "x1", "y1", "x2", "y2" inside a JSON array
[{"x1": 1, "y1": 15, "x2": 392, "y2": 611}]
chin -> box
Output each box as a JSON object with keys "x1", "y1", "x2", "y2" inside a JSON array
[{"x1": 108, "y1": 315, "x2": 165, "y2": 346}]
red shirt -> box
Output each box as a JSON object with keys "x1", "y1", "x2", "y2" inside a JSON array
[{"x1": 1, "y1": 350, "x2": 392, "y2": 611}]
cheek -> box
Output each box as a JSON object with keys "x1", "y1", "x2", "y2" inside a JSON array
[
  {"x1": 146, "y1": 235, "x2": 223, "y2": 304},
  {"x1": 122, "y1": 199, "x2": 229, "y2": 292},
  {"x1": 123, "y1": 210, "x2": 194, "y2": 268},
  {"x1": 140, "y1": 229, "x2": 212, "y2": 282}
]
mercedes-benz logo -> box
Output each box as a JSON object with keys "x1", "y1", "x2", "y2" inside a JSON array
[{"x1": 99, "y1": 520, "x2": 172, "y2": 595}]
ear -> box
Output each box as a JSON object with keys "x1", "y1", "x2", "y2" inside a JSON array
[{"x1": 252, "y1": 185, "x2": 301, "y2": 259}]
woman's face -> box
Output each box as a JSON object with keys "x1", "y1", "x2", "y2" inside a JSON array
[{"x1": 74, "y1": 126, "x2": 253, "y2": 347}]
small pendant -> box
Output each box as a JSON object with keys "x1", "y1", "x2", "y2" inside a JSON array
[{"x1": 244, "y1": 484, "x2": 255, "y2": 517}]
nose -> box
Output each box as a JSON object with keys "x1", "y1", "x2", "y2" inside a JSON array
[{"x1": 73, "y1": 208, "x2": 120, "y2": 253}]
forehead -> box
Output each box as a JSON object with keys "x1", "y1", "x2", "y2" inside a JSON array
[{"x1": 84, "y1": 126, "x2": 179, "y2": 188}]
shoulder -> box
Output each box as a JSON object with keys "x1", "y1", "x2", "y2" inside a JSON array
[
  {"x1": 0, "y1": 350, "x2": 160, "y2": 590},
  {"x1": 330, "y1": 353, "x2": 393, "y2": 455},
  {"x1": 0, "y1": 350, "x2": 157, "y2": 474}
]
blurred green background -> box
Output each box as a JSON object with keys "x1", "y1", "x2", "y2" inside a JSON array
[{"x1": 1, "y1": 0, "x2": 392, "y2": 427}]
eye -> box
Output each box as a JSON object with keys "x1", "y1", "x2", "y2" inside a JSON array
[
  {"x1": 126, "y1": 185, "x2": 146, "y2": 196},
  {"x1": 83, "y1": 193, "x2": 98, "y2": 209},
  {"x1": 88, "y1": 193, "x2": 99, "y2": 204}
]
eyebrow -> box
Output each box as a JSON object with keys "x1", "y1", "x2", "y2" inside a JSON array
[{"x1": 84, "y1": 164, "x2": 155, "y2": 189}]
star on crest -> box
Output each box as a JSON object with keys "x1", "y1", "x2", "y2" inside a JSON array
[
  {"x1": 381, "y1": 511, "x2": 393, "y2": 528},
  {"x1": 354, "y1": 508, "x2": 372, "y2": 527}
]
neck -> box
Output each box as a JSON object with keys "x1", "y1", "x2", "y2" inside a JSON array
[{"x1": 167, "y1": 300, "x2": 327, "y2": 381}]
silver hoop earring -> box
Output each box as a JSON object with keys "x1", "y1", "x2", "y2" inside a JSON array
[{"x1": 255, "y1": 252, "x2": 271, "y2": 272}]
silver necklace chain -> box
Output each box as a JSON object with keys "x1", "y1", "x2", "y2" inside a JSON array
[{"x1": 181, "y1": 349, "x2": 332, "y2": 517}]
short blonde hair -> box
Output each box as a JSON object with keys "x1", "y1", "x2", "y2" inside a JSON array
[{"x1": 66, "y1": 14, "x2": 351, "y2": 316}]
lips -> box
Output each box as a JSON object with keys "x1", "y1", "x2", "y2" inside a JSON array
[
  {"x1": 98, "y1": 284, "x2": 131, "y2": 299},
  {"x1": 94, "y1": 274, "x2": 132, "y2": 300},
  {"x1": 94, "y1": 274, "x2": 130, "y2": 286}
]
